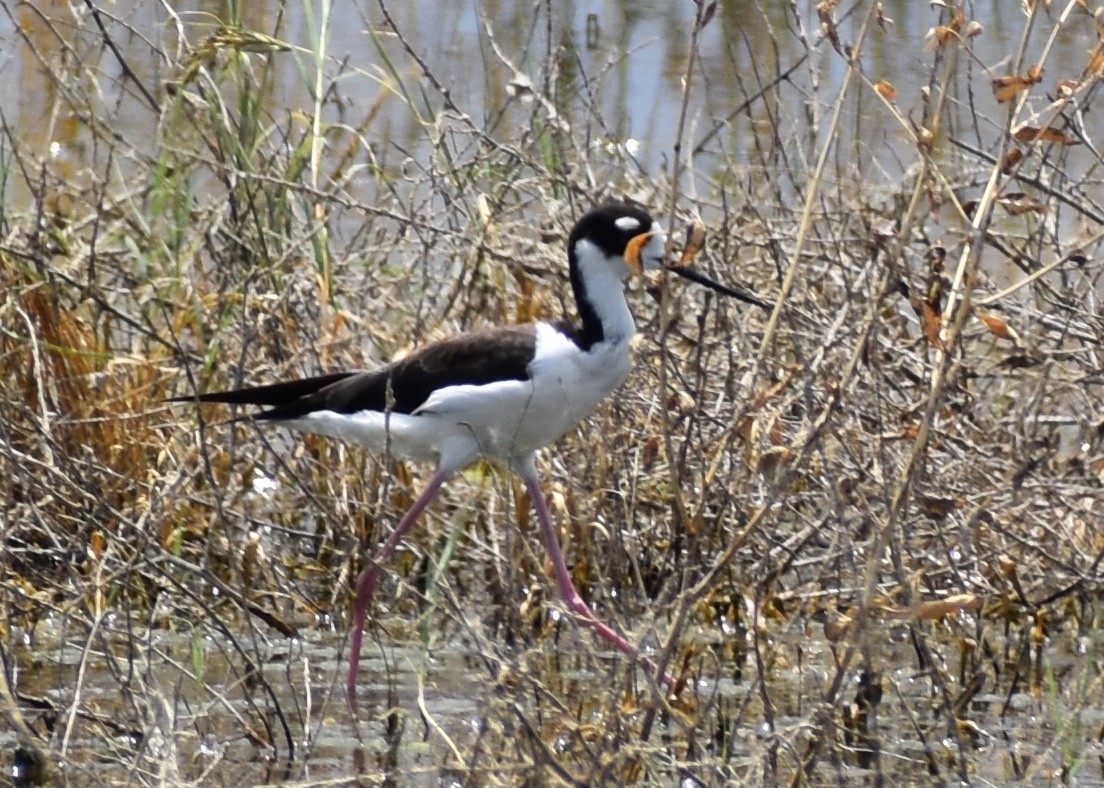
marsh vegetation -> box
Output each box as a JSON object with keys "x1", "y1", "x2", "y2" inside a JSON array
[{"x1": 2, "y1": 1, "x2": 1103, "y2": 784}]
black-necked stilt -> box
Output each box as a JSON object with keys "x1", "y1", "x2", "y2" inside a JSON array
[{"x1": 171, "y1": 203, "x2": 768, "y2": 713}]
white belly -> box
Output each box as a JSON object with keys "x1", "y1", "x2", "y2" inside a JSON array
[
  {"x1": 285, "y1": 331, "x2": 633, "y2": 472},
  {"x1": 415, "y1": 332, "x2": 633, "y2": 466}
]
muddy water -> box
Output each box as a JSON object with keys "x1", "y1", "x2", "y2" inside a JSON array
[{"x1": 6, "y1": 600, "x2": 1104, "y2": 784}]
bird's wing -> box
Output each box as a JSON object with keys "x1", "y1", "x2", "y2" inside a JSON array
[{"x1": 170, "y1": 324, "x2": 540, "y2": 419}]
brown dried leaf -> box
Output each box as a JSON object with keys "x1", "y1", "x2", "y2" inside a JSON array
[
  {"x1": 679, "y1": 219, "x2": 707, "y2": 266},
  {"x1": 993, "y1": 65, "x2": 1043, "y2": 102},
  {"x1": 242, "y1": 531, "x2": 262, "y2": 589},
  {"x1": 1056, "y1": 78, "x2": 1079, "y2": 98},
  {"x1": 1013, "y1": 125, "x2": 1076, "y2": 144},
  {"x1": 992, "y1": 75, "x2": 1033, "y2": 103},
  {"x1": 817, "y1": 0, "x2": 841, "y2": 53},
  {"x1": 757, "y1": 447, "x2": 794, "y2": 478},
  {"x1": 666, "y1": 389, "x2": 695, "y2": 412},
  {"x1": 1000, "y1": 148, "x2": 1025, "y2": 173},
  {"x1": 916, "y1": 125, "x2": 936, "y2": 151},
  {"x1": 735, "y1": 415, "x2": 757, "y2": 443},
  {"x1": 824, "y1": 610, "x2": 855, "y2": 643},
  {"x1": 768, "y1": 418, "x2": 785, "y2": 446},
  {"x1": 997, "y1": 192, "x2": 1048, "y2": 216},
  {"x1": 915, "y1": 594, "x2": 981, "y2": 621},
  {"x1": 927, "y1": 25, "x2": 959, "y2": 48},
  {"x1": 920, "y1": 301, "x2": 945, "y2": 350},
  {"x1": 874, "y1": 80, "x2": 898, "y2": 101},
  {"x1": 997, "y1": 554, "x2": 1017, "y2": 578},
  {"x1": 917, "y1": 495, "x2": 961, "y2": 519},
  {"x1": 977, "y1": 311, "x2": 1016, "y2": 340},
  {"x1": 90, "y1": 530, "x2": 106, "y2": 561},
  {"x1": 746, "y1": 371, "x2": 794, "y2": 411}
]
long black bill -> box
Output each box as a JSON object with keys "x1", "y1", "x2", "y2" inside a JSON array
[{"x1": 667, "y1": 264, "x2": 771, "y2": 310}]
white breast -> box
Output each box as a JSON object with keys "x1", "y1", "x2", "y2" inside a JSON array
[{"x1": 284, "y1": 323, "x2": 633, "y2": 473}]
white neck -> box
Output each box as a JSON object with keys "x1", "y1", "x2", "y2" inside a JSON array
[{"x1": 570, "y1": 238, "x2": 636, "y2": 347}]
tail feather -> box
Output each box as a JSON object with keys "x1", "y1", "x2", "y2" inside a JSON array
[{"x1": 168, "y1": 371, "x2": 359, "y2": 419}]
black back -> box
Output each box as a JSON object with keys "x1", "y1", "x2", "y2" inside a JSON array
[{"x1": 172, "y1": 325, "x2": 538, "y2": 419}]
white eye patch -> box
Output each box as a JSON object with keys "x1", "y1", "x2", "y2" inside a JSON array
[{"x1": 614, "y1": 215, "x2": 642, "y2": 232}]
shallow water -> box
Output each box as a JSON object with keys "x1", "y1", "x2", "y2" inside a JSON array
[
  {"x1": 2, "y1": 1, "x2": 1099, "y2": 211},
  {"x1": 7, "y1": 597, "x2": 1104, "y2": 784}
]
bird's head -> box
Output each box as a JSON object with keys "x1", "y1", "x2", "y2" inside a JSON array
[
  {"x1": 570, "y1": 202, "x2": 771, "y2": 309},
  {"x1": 569, "y1": 203, "x2": 667, "y2": 281}
]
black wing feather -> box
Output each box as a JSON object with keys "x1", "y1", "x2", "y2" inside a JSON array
[
  {"x1": 170, "y1": 325, "x2": 539, "y2": 420},
  {"x1": 167, "y1": 372, "x2": 358, "y2": 408}
]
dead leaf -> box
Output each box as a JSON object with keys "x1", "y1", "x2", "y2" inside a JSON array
[
  {"x1": 977, "y1": 311, "x2": 1018, "y2": 341},
  {"x1": 992, "y1": 77, "x2": 1031, "y2": 103},
  {"x1": 679, "y1": 219, "x2": 707, "y2": 266},
  {"x1": 917, "y1": 125, "x2": 936, "y2": 151},
  {"x1": 817, "y1": 1, "x2": 842, "y2": 53},
  {"x1": 920, "y1": 301, "x2": 945, "y2": 350},
  {"x1": 242, "y1": 531, "x2": 262, "y2": 588},
  {"x1": 902, "y1": 269, "x2": 946, "y2": 350},
  {"x1": 926, "y1": 25, "x2": 959, "y2": 48},
  {"x1": 992, "y1": 65, "x2": 1043, "y2": 103},
  {"x1": 768, "y1": 418, "x2": 785, "y2": 446},
  {"x1": 875, "y1": 80, "x2": 898, "y2": 101},
  {"x1": 666, "y1": 389, "x2": 695, "y2": 412},
  {"x1": 996, "y1": 192, "x2": 1048, "y2": 216},
  {"x1": 1056, "y1": 78, "x2": 1079, "y2": 98},
  {"x1": 915, "y1": 594, "x2": 981, "y2": 621},
  {"x1": 1000, "y1": 148, "x2": 1024, "y2": 173},
  {"x1": 1013, "y1": 125, "x2": 1077, "y2": 144},
  {"x1": 90, "y1": 530, "x2": 105, "y2": 561},
  {"x1": 824, "y1": 610, "x2": 855, "y2": 642},
  {"x1": 757, "y1": 447, "x2": 794, "y2": 477},
  {"x1": 917, "y1": 495, "x2": 961, "y2": 519}
]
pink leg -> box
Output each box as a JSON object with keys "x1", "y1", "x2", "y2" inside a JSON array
[
  {"x1": 520, "y1": 469, "x2": 676, "y2": 687},
  {"x1": 347, "y1": 468, "x2": 449, "y2": 716}
]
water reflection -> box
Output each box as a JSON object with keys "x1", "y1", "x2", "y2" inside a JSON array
[{"x1": 4, "y1": 0, "x2": 1090, "y2": 213}]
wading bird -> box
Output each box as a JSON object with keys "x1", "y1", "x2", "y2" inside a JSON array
[{"x1": 171, "y1": 203, "x2": 768, "y2": 714}]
